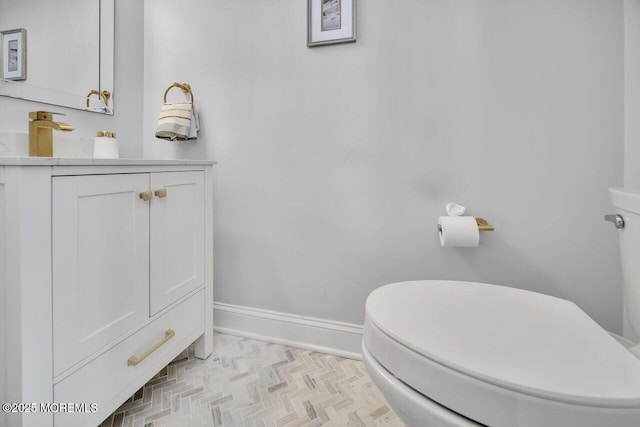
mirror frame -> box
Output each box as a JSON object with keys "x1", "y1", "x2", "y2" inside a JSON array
[{"x1": 0, "y1": 0, "x2": 114, "y2": 115}]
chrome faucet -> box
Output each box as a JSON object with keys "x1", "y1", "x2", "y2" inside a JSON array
[{"x1": 28, "y1": 111, "x2": 74, "y2": 157}]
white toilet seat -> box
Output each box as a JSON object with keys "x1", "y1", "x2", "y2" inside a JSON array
[
  {"x1": 362, "y1": 343, "x2": 483, "y2": 427},
  {"x1": 363, "y1": 280, "x2": 640, "y2": 427}
]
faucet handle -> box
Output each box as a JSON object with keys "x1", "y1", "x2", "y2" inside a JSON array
[
  {"x1": 604, "y1": 214, "x2": 625, "y2": 229},
  {"x1": 29, "y1": 111, "x2": 67, "y2": 121}
]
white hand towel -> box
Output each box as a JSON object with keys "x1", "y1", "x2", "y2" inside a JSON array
[
  {"x1": 155, "y1": 102, "x2": 193, "y2": 141},
  {"x1": 188, "y1": 103, "x2": 200, "y2": 139}
]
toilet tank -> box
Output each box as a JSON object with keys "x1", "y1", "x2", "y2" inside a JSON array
[{"x1": 611, "y1": 188, "x2": 640, "y2": 341}]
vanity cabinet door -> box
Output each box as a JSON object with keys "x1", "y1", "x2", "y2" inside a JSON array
[
  {"x1": 149, "y1": 171, "x2": 205, "y2": 315},
  {"x1": 52, "y1": 173, "x2": 150, "y2": 376}
]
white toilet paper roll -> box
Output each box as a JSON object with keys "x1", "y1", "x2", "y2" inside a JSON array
[{"x1": 438, "y1": 216, "x2": 480, "y2": 247}]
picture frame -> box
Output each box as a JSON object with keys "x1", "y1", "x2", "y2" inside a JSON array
[
  {"x1": 1, "y1": 28, "x2": 27, "y2": 81},
  {"x1": 307, "y1": 0, "x2": 356, "y2": 47}
]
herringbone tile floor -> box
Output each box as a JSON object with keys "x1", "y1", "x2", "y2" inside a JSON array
[{"x1": 99, "y1": 333, "x2": 404, "y2": 427}]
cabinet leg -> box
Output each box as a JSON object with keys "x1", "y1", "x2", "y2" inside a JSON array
[{"x1": 194, "y1": 331, "x2": 212, "y2": 359}]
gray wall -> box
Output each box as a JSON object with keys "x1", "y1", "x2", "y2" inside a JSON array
[
  {"x1": 0, "y1": 0, "x2": 144, "y2": 158},
  {"x1": 0, "y1": 1, "x2": 627, "y2": 334},
  {"x1": 626, "y1": 0, "x2": 640, "y2": 192},
  {"x1": 160, "y1": 0, "x2": 623, "y2": 333}
]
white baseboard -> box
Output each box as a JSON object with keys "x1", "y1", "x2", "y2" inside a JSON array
[{"x1": 213, "y1": 302, "x2": 364, "y2": 360}]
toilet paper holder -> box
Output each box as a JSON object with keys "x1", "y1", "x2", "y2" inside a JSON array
[
  {"x1": 475, "y1": 217, "x2": 494, "y2": 231},
  {"x1": 437, "y1": 217, "x2": 494, "y2": 232}
]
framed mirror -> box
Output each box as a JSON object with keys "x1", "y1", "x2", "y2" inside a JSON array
[{"x1": 0, "y1": 0, "x2": 114, "y2": 114}]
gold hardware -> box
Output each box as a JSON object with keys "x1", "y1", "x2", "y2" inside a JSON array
[
  {"x1": 127, "y1": 329, "x2": 175, "y2": 366},
  {"x1": 86, "y1": 90, "x2": 100, "y2": 108},
  {"x1": 163, "y1": 82, "x2": 194, "y2": 103},
  {"x1": 154, "y1": 188, "x2": 167, "y2": 198},
  {"x1": 101, "y1": 90, "x2": 111, "y2": 107},
  {"x1": 475, "y1": 217, "x2": 494, "y2": 232},
  {"x1": 86, "y1": 90, "x2": 112, "y2": 108},
  {"x1": 96, "y1": 131, "x2": 116, "y2": 138},
  {"x1": 139, "y1": 191, "x2": 153, "y2": 202},
  {"x1": 28, "y1": 111, "x2": 74, "y2": 157}
]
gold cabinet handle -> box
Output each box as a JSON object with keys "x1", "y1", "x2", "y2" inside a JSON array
[
  {"x1": 154, "y1": 188, "x2": 167, "y2": 198},
  {"x1": 139, "y1": 191, "x2": 153, "y2": 202},
  {"x1": 128, "y1": 329, "x2": 175, "y2": 366}
]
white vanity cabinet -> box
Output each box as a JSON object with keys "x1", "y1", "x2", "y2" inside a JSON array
[
  {"x1": 149, "y1": 172, "x2": 205, "y2": 315},
  {"x1": 0, "y1": 159, "x2": 214, "y2": 427},
  {"x1": 52, "y1": 173, "x2": 152, "y2": 376}
]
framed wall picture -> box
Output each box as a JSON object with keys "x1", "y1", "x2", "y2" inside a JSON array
[
  {"x1": 1, "y1": 28, "x2": 27, "y2": 81},
  {"x1": 307, "y1": 0, "x2": 356, "y2": 47}
]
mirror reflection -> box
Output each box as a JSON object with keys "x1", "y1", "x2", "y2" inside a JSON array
[{"x1": 0, "y1": 0, "x2": 114, "y2": 114}]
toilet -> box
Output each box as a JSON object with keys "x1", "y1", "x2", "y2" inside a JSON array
[{"x1": 362, "y1": 188, "x2": 640, "y2": 427}]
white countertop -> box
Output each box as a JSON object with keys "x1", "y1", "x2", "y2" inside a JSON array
[{"x1": 0, "y1": 157, "x2": 216, "y2": 166}]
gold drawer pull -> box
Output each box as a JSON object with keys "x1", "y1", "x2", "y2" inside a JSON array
[
  {"x1": 154, "y1": 188, "x2": 167, "y2": 198},
  {"x1": 139, "y1": 191, "x2": 153, "y2": 202},
  {"x1": 127, "y1": 329, "x2": 175, "y2": 366}
]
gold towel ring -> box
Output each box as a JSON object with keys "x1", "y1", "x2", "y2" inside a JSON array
[
  {"x1": 86, "y1": 90, "x2": 100, "y2": 108},
  {"x1": 86, "y1": 90, "x2": 111, "y2": 108},
  {"x1": 163, "y1": 82, "x2": 194, "y2": 103}
]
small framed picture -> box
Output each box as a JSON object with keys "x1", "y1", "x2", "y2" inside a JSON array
[
  {"x1": 307, "y1": 0, "x2": 356, "y2": 47},
  {"x1": 1, "y1": 28, "x2": 27, "y2": 81}
]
